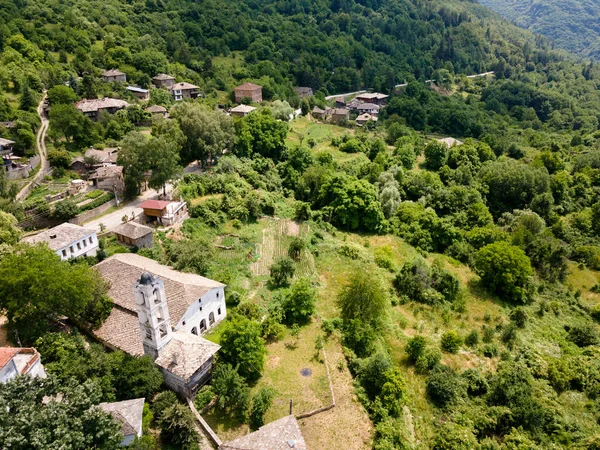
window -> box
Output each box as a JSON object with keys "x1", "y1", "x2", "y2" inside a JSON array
[
  {"x1": 218, "y1": 308, "x2": 221, "y2": 315},
  {"x1": 191, "y1": 327, "x2": 198, "y2": 335},
  {"x1": 199, "y1": 319, "x2": 207, "y2": 331},
  {"x1": 89, "y1": 237, "x2": 93, "y2": 245},
  {"x1": 83, "y1": 239, "x2": 87, "y2": 247},
  {"x1": 62, "y1": 250, "x2": 67, "y2": 257},
  {"x1": 70, "y1": 246, "x2": 74, "y2": 253},
  {"x1": 209, "y1": 312, "x2": 215, "y2": 325},
  {"x1": 77, "y1": 242, "x2": 81, "y2": 250},
  {"x1": 216, "y1": 292, "x2": 219, "y2": 298}
]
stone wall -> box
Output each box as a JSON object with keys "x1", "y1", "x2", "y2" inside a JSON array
[{"x1": 69, "y1": 198, "x2": 117, "y2": 226}]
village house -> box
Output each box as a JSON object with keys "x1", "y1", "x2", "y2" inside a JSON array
[
  {"x1": 234, "y1": 82, "x2": 263, "y2": 103},
  {"x1": 94, "y1": 254, "x2": 225, "y2": 396},
  {"x1": 113, "y1": 222, "x2": 154, "y2": 249},
  {"x1": 152, "y1": 73, "x2": 176, "y2": 89},
  {"x1": 311, "y1": 105, "x2": 330, "y2": 120},
  {"x1": 85, "y1": 147, "x2": 120, "y2": 167},
  {"x1": 334, "y1": 97, "x2": 346, "y2": 108},
  {"x1": 1, "y1": 137, "x2": 15, "y2": 172},
  {"x1": 0, "y1": 347, "x2": 46, "y2": 383},
  {"x1": 23, "y1": 223, "x2": 99, "y2": 260},
  {"x1": 356, "y1": 113, "x2": 378, "y2": 126},
  {"x1": 356, "y1": 103, "x2": 380, "y2": 115},
  {"x1": 295, "y1": 87, "x2": 313, "y2": 98},
  {"x1": 331, "y1": 108, "x2": 350, "y2": 124},
  {"x1": 139, "y1": 199, "x2": 188, "y2": 226},
  {"x1": 146, "y1": 104, "x2": 168, "y2": 119},
  {"x1": 75, "y1": 98, "x2": 130, "y2": 121},
  {"x1": 355, "y1": 92, "x2": 389, "y2": 105},
  {"x1": 99, "y1": 398, "x2": 145, "y2": 446},
  {"x1": 103, "y1": 69, "x2": 127, "y2": 83},
  {"x1": 436, "y1": 137, "x2": 463, "y2": 147},
  {"x1": 230, "y1": 104, "x2": 256, "y2": 118},
  {"x1": 170, "y1": 82, "x2": 200, "y2": 101},
  {"x1": 219, "y1": 415, "x2": 307, "y2": 450},
  {"x1": 126, "y1": 86, "x2": 150, "y2": 101},
  {"x1": 70, "y1": 156, "x2": 86, "y2": 175},
  {"x1": 89, "y1": 165, "x2": 125, "y2": 194}
]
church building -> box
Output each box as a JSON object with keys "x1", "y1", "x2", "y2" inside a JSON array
[{"x1": 93, "y1": 253, "x2": 225, "y2": 396}]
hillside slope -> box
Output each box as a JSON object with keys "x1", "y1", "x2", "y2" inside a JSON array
[{"x1": 478, "y1": 0, "x2": 600, "y2": 59}]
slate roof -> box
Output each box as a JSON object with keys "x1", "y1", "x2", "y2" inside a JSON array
[
  {"x1": 95, "y1": 253, "x2": 224, "y2": 328},
  {"x1": 23, "y1": 223, "x2": 96, "y2": 251},
  {"x1": 94, "y1": 306, "x2": 145, "y2": 356},
  {"x1": 171, "y1": 82, "x2": 199, "y2": 90},
  {"x1": 146, "y1": 105, "x2": 167, "y2": 113},
  {"x1": 99, "y1": 398, "x2": 144, "y2": 437},
  {"x1": 311, "y1": 106, "x2": 325, "y2": 114},
  {"x1": 85, "y1": 148, "x2": 119, "y2": 164},
  {"x1": 331, "y1": 108, "x2": 349, "y2": 116},
  {"x1": 220, "y1": 415, "x2": 307, "y2": 450},
  {"x1": 356, "y1": 92, "x2": 389, "y2": 101},
  {"x1": 90, "y1": 165, "x2": 123, "y2": 179},
  {"x1": 114, "y1": 222, "x2": 153, "y2": 240},
  {"x1": 235, "y1": 82, "x2": 262, "y2": 91},
  {"x1": 154, "y1": 331, "x2": 220, "y2": 381},
  {"x1": 436, "y1": 137, "x2": 463, "y2": 147},
  {"x1": 75, "y1": 98, "x2": 129, "y2": 113},
  {"x1": 230, "y1": 104, "x2": 256, "y2": 114},
  {"x1": 0, "y1": 138, "x2": 15, "y2": 146},
  {"x1": 153, "y1": 73, "x2": 175, "y2": 81},
  {"x1": 356, "y1": 103, "x2": 380, "y2": 111},
  {"x1": 103, "y1": 69, "x2": 126, "y2": 77}
]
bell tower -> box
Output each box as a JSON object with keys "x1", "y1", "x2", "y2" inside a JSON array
[{"x1": 134, "y1": 272, "x2": 172, "y2": 360}]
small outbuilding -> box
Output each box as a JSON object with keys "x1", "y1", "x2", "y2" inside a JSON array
[
  {"x1": 126, "y1": 86, "x2": 149, "y2": 101},
  {"x1": 331, "y1": 108, "x2": 350, "y2": 124},
  {"x1": 230, "y1": 104, "x2": 256, "y2": 118},
  {"x1": 113, "y1": 222, "x2": 154, "y2": 249},
  {"x1": 146, "y1": 105, "x2": 168, "y2": 119},
  {"x1": 103, "y1": 69, "x2": 127, "y2": 83},
  {"x1": 99, "y1": 398, "x2": 144, "y2": 446}
]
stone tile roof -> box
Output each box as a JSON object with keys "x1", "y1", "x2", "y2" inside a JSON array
[
  {"x1": 171, "y1": 82, "x2": 199, "y2": 90},
  {"x1": 220, "y1": 415, "x2": 307, "y2": 450},
  {"x1": 231, "y1": 105, "x2": 256, "y2": 114},
  {"x1": 114, "y1": 222, "x2": 153, "y2": 240},
  {"x1": 75, "y1": 98, "x2": 129, "y2": 113},
  {"x1": 153, "y1": 73, "x2": 175, "y2": 81},
  {"x1": 356, "y1": 103, "x2": 380, "y2": 111},
  {"x1": 0, "y1": 138, "x2": 15, "y2": 146},
  {"x1": 436, "y1": 137, "x2": 463, "y2": 147},
  {"x1": 332, "y1": 108, "x2": 349, "y2": 116},
  {"x1": 356, "y1": 92, "x2": 389, "y2": 101},
  {"x1": 99, "y1": 398, "x2": 144, "y2": 437},
  {"x1": 154, "y1": 331, "x2": 220, "y2": 381},
  {"x1": 311, "y1": 106, "x2": 325, "y2": 114},
  {"x1": 23, "y1": 223, "x2": 96, "y2": 251},
  {"x1": 94, "y1": 306, "x2": 145, "y2": 356},
  {"x1": 235, "y1": 82, "x2": 262, "y2": 91},
  {"x1": 146, "y1": 105, "x2": 167, "y2": 113},
  {"x1": 85, "y1": 148, "x2": 119, "y2": 164},
  {"x1": 90, "y1": 165, "x2": 123, "y2": 179},
  {"x1": 103, "y1": 69, "x2": 126, "y2": 77},
  {"x1": 95, "y1": 253, "x2": 224, "y2": 325}
]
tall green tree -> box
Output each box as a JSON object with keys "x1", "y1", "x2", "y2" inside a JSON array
[
  {"x1": 219, "y1": 317, "x2": 266, "y2": 382},
  {"x1": 49, "y1": 104, "x2": 95, "y2": 150},
  {"x1": 0, "y1": 244, "x2": 112, "y2": 343},
  {"x1": 233, "y1": 108, "x2": 287, "y2": 160}
]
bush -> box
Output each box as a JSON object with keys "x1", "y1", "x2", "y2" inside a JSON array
[
  {"x1": 374, "y1": 246, "x2": 395, "y2": 270},
  {"x1": 152, "y1": 391, "x2": 178, "y2": 419},
  {"x1": 415, "y1": 347, "x2": 441, "y2": 374},
  {"x1": 194, "y1": 386, "x2": 214, "y2": 411},
  {"x1": 393, "y1": 259, "x2": 459, "y2": 305},
  {"x1": 405, "y1": 336, "x2": 427, "y2": 363},
  {"x1": 158, "y1": 404, "x2": 199, "y2": 450},
  {"x1": 212, "y1": 363, "x2": 250, "y2": 421},
  {"x1": 269, "y1": 257, "x2": 295, "y2": 286},
  {"x1": 474, "y1": 242, "x2": 534, "y2": 304},
  {"x1": 462, "y1": 368, "x2": 489, "y2": 396},
  {"x1": 567, "y1": 324, "x2": 600, "y2": 347},
  {"x1": 426, "y1": 365, "x2": 464, "y2": 408},
  {"x1": 440, "y1": 331, "x2": 462, "y2": 354},
  {"x1": 465, "y1": 330, "x2": 479, "y2": 347},
  {"x1": 283, "y1": 277, "x2": 316, "y2": 324},
  {"x1": 249, "y1": 387, "x2": 275, "y2": 430},
  {"x1": 287, "y1": 237, "x2": 306, "y2": 261},
  {"x1": 431, "y1": 422, "x2": 478, "y2": 450},
  {"x1": 52, "y1": 199, "x2": 79, "y2": 220},
  {"x1": 510, "y1": 307, "x2": 528, "y2": 328}
]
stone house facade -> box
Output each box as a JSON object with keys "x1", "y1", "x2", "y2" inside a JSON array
[{"x1": 234, "y1": 82, "x2": 263, "y2": 103}]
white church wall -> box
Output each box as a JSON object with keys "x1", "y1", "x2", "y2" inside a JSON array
[{"x1": 176, "y1": 287, "x2": 227, "y2": 335}]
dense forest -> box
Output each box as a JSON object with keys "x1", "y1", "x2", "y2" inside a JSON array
[
  {"x1": 478, "y1": 0, "x2": 600, "y2": 59},
  {"x1": 4, "y1": 0, "x2": 600, "y2": 449}
]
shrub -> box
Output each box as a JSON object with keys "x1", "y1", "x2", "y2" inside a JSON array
[
  {"x1": 194, "y1": 386, "x2": 214, "y2": 411},
  {"x1": 465, "y1": 330, "x2": 479, "y2": 347},
  {"x1": 431, "y1": 422, "x2": 478, "y2": 450},
  {"x1": 283, "y1": 277, "x2": 316, "y2": 324},
  {"x1": 158, "y1": 404, "x2": 199, "y2": 450},
  {"x1": 426, "y1": 365, "x2": 464, "y2": 408},
  {"x1": 462, "y1": 368, "x2": 489, "y2": 396},
  {"x1": 269, "y1": 257, "x2": 295, "y2": 286},
  {"x1": 374, "y1": 246, "x2": 395, "y2": 270},
  {"x1": 152, "y1": 391, "x2": 178, "y2": 419},
  {"x1": 212, "y1": 363, "x2": 250, "y2": 421},
  {"x1": 415, "y1": 347, "x2": 441, "y2": 374},
  {"x1": 474, "y1": 242, "x2": 534, "y2": 304},
  {"x1": 393, "y1": 259, "x2": 459, "y2": 305},
  {"x1": 510, "y1": 307, "x2": 528, "y2": 328},
  {"x1": 567, "y1": 324, "x2": 600, "y2": 347},
  {"x1": 405, "y1": 336, "x2": 427, "y2": 363},
  {"x1": 440, "y1": 331, "x2": 462, "y2": 354},
  {"x1": 249, "y1": 387, "x2": 275, "y2": 430},
  {"x1": 287, "y1": 237, "x2": 305, "y2": 261},
  {"x1": 52, "y1": 199, "x2": 79, "y2": 220}
]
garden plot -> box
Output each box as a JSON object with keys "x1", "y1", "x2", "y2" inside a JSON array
[{"x1": 250, "y1": 218, "x2": 316, "y2": 279}]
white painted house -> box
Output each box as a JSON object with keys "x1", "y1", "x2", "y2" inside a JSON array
[
  {"x1": 23, "y1": 223, "x2": 98, "y2": 260},
  {"x1": 0, "y1": 347, "x2": 46, "y2": 383}
]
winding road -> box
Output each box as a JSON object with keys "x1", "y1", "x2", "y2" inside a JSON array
[{"x1": 16, "y1": 94, "x2": 49, "y2": 202}]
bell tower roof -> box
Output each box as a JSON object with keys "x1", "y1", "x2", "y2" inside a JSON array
[{"x1": 139, "y1": 272, "x2": 154, "y2": 285}]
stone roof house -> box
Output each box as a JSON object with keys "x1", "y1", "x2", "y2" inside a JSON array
[
  {"x1": 436, "y1": 137, "x2": 463, "y2": 147},
  {"x1": 103, "y1": 69, "x2": 127, "y2": 83},
  {"x1": 23, "y1": 223, "x2": 98, "y2": 260},
  {"x1": 89, "y1": 165, "x2": 124, "y2": 194},
  {"x1": 330, "y1": 108, "x2": 350, "y2": 124},
  {"x1": 220, "y1": 415, "x2": 307, "y2": 450},
  {"x1": 356, "y1": 103, "x2": 380, "y2": 114},
  {"x1": 0, "y1": 347, "x2": 46, "y2": 383},
  {"x1": 355, "y1": 92, "x2": 389, "y2": 105},
  {"x1": 99, "y1": 398, "x2": 144, "y2": 446},
  {"x1": 75, "y1": 98, "x2": 129, "y2": 120},
  {"x1": 234, "y1": 82, "x2": 263, "y2": 103},
  {"x1": 295, "y1": 87, "x2": 313, "y2": 98},
  {"x1": 356, "y1": 113, "x2": 378, "y2": 126},
  {"x1": 94, "y1": 254, "x2": 226, "y2": 396},
  {"x1": 113, "y1": 222, "x2": 154, "y2": 249},
  {"x1": 170, "y1": 82, "x2": 200, "y2": 101},
  {"x1": 230, "y1": 104, "x2": 256, "y2": 118},
  {"x1": 146, "y1": 105, "x2": 168, "y2": 118},
  {"x1": 311, "y1": 106, "x2": 330, "y2": 120},
  {"x1": 85, "y1": 147, "x2": 120, "y2": 166},
  {"x1": 152, "y1": 73, "x2": 176, "y2": 89}
]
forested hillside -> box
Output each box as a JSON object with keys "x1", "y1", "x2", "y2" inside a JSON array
[
  {"x1": 5, "y1": 0, "x2": 600, "y2": 449},
  {"x1": 478, "y1": 0, "x2": 600, "y2": 59}
]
